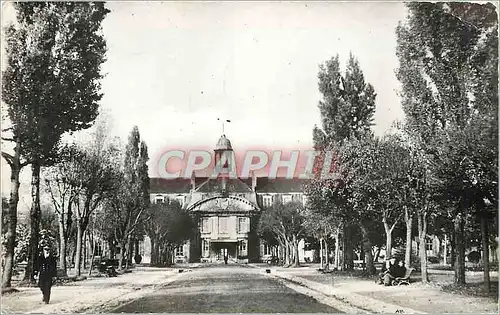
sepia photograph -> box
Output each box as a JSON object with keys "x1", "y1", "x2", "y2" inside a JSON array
[{"x1": 0, "y1": 1, "x2": 498, "y2": 314}]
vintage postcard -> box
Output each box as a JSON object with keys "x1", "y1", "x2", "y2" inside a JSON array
[{"x1": 1, "y1": 1, "x2": 498, "y2": 314}]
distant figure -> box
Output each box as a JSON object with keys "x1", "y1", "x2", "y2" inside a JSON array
[
  {"x1": 383, "y1": 259, "x2": 406, "y2": 286},
  {"x1": 224, "y1": 255, "x2": 228, "y2": 265},
  {"x1": 35, "y1": 245, "x2": 57, "y2": 304},
  {"x1": 395, "y1": 260, "x2": 406, "y2": 277}
]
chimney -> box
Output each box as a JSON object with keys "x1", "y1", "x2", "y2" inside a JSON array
[
  {"x1": 251, "y1": 171, "x2": 257, "y2": 192},
  {"x1": 190, "y1": 171, "x2": 196, "y2": 191}
]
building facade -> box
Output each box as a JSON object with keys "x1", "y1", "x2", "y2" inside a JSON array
[{"x1": 147, "y1": 135, "x2": 308, "y2": 264}]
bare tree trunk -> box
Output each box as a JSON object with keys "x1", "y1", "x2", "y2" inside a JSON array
[
  {"x1": 292, "y1": 234, "x2": 300, "y2": 267},
  {"x1": 155, "y1": 240, "x2": 160, "y2": 265},
  {"x1": 71, "y1": 245, "x2": 76, "y2": 268},
  {"x1": 75, "y1": 222, "x2": 83, "y2": 276},
  {"x1": 480, "y1": 213, "x2": 490, "y2": 293},
  {"x1": 125, "y1": 237, "x2": 131, "y2": 269},
  {"x1": 284, "y1": 240, "x2": 290, "y2": 266},
  {"x1": 405, "y1": 207, "x2": 412, "y2": 267},
  {"x1": 88, "y1": 234, "x2": 96, "y2": 277},
  {"x1": 343, "y1": 224, "x2": 354, "y2": 270},
  {"x1": 334, "y1": 229, "x2": 340, "y2": 269},
  {"x1": 24, "y1": 162, "x2": 41, "y2": 285},
  {"x1": 418, "y1": 212, "x2": 429, "y2": 283},
  {"x1": 108, "y1": 240, "x2": 115, "y2": 259},
  {"x1": 450, "y1": 232, "x2": 455, "y2": 268},
  {"x1": 279, "y1": 243, "x2": 284, "y2": 265},
  {"x1": 454, "y1": 212, "x2": 466, "y2": 285},
  {"x1": 118, "y1": 242, "x2": 126, "y2": 270},
  {"x1": 58, "y1": 218, "x2": 68, "y2": 276},
  {"x1": 83, "y1": 231, "x2": 87, "y2": 270},
  {"x1": 2, "y1": 141, "x2": 22, "y2": 288},
  {"x1": 134, "y1": 239, "x2": 140, "y2": 259},
  {"x1": 319, "y1": 238, "x2": 324, "y2": 269},
  {"x1": 324, "y1": 235, "x2": 329, "y2": 269},
  {"x1": 150, "y1": 237, "x2": 156, "y2": 265},
  {"x1": 127, "y1": 239, "x2": 133, "y2": 267},
  {"x1": 383, "y1": 220, "x2": 393, "y2": 260},
  {"x1": 443, "y1": 234, "x2": 448, "y2": 265},
  {"x1": 359, "y1": 223, "x2": 376, "y2": 275}
]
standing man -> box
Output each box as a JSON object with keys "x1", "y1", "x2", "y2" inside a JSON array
[{"x1": 35, "y1": 244, "x2": 57, "y2": 304}]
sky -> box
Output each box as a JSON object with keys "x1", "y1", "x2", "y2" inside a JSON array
[{"x1": 1, "y1": 1, "x2": 408, "y2": 210}]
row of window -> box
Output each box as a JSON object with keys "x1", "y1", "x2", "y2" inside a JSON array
[
  {"x1": 154, "y1": 195, "x2": 185, "y2": 206},
  {"x1": 201, "y1": 217, "x2": 249, "y2": 234},
  {"x1": 261, "y1": 194, "x2": 307, "y2": 208},
  {"x1": 153, "y1": 194, "x2": 308, "y2": 208}
]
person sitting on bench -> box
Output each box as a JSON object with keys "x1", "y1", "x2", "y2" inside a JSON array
[
  {"x1": 377, "y1": 258, "x2": 396, "y2": 284},
  {"x1": 383, "y1": 259, "x2": 406, "y2": 286},
  {"x1": 377, "y1": 259, "x2": 392, "y2": 284}
]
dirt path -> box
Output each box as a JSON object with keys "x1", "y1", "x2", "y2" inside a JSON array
[
  {"x1": 111, "y1": 265, "x2": 342, "y2": 313},
  {"x1": 1, "y1": 267, "x2": 180, "y2": 314}
]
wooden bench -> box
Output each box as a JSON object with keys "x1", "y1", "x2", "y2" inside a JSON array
[
  {"x1": 392, "y1": 267, "x2": 414, "y2": 286},
  {"x1": 353, "y1": 260, "x2": 366, "y2": 269}
]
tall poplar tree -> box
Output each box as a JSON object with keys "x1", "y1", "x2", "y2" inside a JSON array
[
  {"x1": 306, "y1": 53, "x2": 377, "y2": 273},
  {"x1": 1, "y1": 2, "x2": 109, "y2": 285},
  {"x1": 105, "y1": 126, "x2": 150, "y2": 270},
  {"x1": 396, "y1": 2, "x2": 497, "y2": 285}
]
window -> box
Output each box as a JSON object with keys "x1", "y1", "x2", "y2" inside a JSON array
[
  {"x1": 219, "y1": 217, "x2": 228, "y2": 233},
  {"x1": 263, "y1": 195, "x2": 272, "y2": 208},
  {"x1": 201, "y1": 218, "x2": 210, "y2": 233},
  {"x1": 154, "y1": 196, "x2": 164, "y2": 204},
  {"x1": 426, "y1": 239, "x2": 433, "y2": 251},
  {"x1": 264, "y1": 244, "x2": 272, "y2": 256},
  {"x1": 302, "y1": 195, "x2": 308, "y2": 207},
  {"x1": 239, "y1": 240, "x2": 247, "y2": 252},
  {"x1": 238, "y1": 217, "x2": 248, "y2": 233},
  {"x1": 175, "y1": 245, "x2": 184, "y2": 256},
  {"x1": 282, "y1": 195, "x2": 292, "y2": 204}
]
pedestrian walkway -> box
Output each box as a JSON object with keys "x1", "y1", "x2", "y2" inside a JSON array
[
  {"x1": 1, "y1": 267, "x2": 181, "y2": 314},
  {"x1": 250, "y1": 264, "x2": 499, "y2": 314}
]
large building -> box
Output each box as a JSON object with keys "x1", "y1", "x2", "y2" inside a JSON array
[{"x1": 147, "y1": 134, "x2": 308, "y2": 264}]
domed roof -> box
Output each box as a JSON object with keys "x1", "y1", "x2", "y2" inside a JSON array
[{"x1": 215, "y1": 134, "x2": 232, "y2": 150}]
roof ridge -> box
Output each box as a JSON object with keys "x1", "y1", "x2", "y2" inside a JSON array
[{"x1": 231, "y1": 177, "x2": 253, "y2": 192}]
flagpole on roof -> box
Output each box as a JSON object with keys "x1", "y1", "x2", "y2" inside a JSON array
[{"x1": 217, "y1": 118, "x2": 231, "y2": 135}]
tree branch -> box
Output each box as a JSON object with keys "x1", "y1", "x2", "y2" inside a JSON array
[{"x1": 1, "y1": 151, "x2": 14, "y2": 167}]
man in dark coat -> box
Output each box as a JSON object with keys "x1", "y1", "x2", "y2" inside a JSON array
[
  {"x1": 383, "y1": 259, "x2": 406, "y2": 286},
  {"x1": 35, "y1": 245, "x2": 57, "y2": 304}
]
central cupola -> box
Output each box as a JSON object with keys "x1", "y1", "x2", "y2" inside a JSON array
[
  {"x1": 213, "y1": 134, "x2": 236, "y2": 194},
  {"x1": 215, "y1": 134, "x2": 233, "y2": 151},
  {"x1": 214, "y1": 134, "x2": 233, "y2": 166}
]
